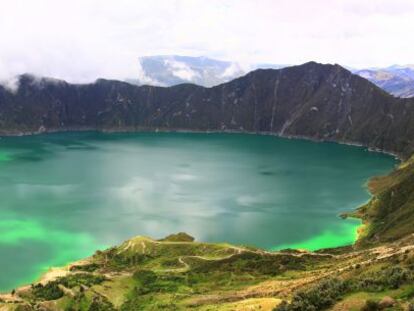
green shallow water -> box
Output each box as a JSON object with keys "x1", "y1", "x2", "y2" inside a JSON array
[{"x1": 0, "y1": 132, "x2": 396, "y2": 291}]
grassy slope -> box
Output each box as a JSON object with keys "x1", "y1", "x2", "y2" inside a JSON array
[
  {"x1": 2, "y1": 158, "x2": 414, "y2": 310},
  {"x1": 2, "y1": 232, "x2": 414, "y2": 310},
  {"x1": 0, "y1": 235, "x2": 333, "y2": 310},
  {"x1": 355, "y1": 155, "x2": 414, "y2": 246}
]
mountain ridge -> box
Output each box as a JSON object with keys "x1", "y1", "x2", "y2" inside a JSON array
[
  {"x1": 137, "y1": 55, "x2": 414, "y2": 98},
  {"x1": 1, "y1": 61, "x2": 414, "y2": 158}
]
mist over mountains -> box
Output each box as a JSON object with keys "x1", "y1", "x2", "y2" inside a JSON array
[
  {"x1": 354, "y1": 65, "x2": 414, "y2": 98},
  {"x1": 2, "y1": 54, "x2": 413, "y2": 99},
  {"x1": 137, "y1": 55, "x2": 284, "y2": 87},
  {"x1": 136, "y1": 55, "x2": 414, "y2": 98}
]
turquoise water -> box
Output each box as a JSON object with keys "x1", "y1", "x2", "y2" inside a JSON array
[{"x1": 0, "y1": 132, "x2": 396, "y2": 291}]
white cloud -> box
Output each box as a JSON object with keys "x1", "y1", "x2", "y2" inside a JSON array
[
  {"x1": 0, "y1": 0, "x2": 414, "y2": 83},
  {"x1": 164, "y1": 59, "x2": 200, "y2": 81},
  {"x1": 220, "y1": 62, "x2": 244, "y2": 78},
  {"x1": 1, "y1": 76, "x2": 20, "y2": 93}
]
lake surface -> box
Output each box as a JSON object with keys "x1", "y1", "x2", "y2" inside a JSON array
[{"x1": 0, "y1": 132, "x2": 396, "y2": 291}]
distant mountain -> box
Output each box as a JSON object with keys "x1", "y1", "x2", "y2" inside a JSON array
[
  {"x1": 1, "y1": 62, "x2": 414, "y2": 158},
  {"x1": 138, "y1": 56, "x2": 414, "y2": 98},
  {"x1": 138, "y1": 55, "x2": 284, "y2": 87},
  {"x1": 354, "y1": 65, "x2": 414, "y2": 98}
]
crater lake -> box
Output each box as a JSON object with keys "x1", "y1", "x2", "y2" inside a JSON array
[{"x1": 0, "y1": 132, "x2": 396, "y2": 291}]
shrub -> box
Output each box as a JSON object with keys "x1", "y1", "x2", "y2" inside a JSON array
[
  {"x1": 70, "y1": 263, "x2": 100, "y2": 272},
  {"x1": 120, "y1": 294, "x2": 179, "y2": 311},
  {"x1": 274, "y1": 266, "x2": 414, "y2": 311},
  {"x1": 58, "y1": 273, "x2": 106, "y2": 288},
  {"x1": 274, "y1": 278, "x2": 348, "y2": 311},
  {"x1": 361, "y1": 299, "x2": 380, "y2": 311},
  {"x1": 31, "y1": 281, "x2": 64, "y2": 300},
  {"x1": 15, "y1": 305, "x2": 34, "y2": 311},
  {"x1": 352, "y1": 266, "x2": 412, "y2": 291},
  {"x1": 88, "y1": 296, "x2": 115, "y2": 311},
  {"x1": 193, "y1": 252, "x2": 306, "y2": 276},
  {"x1": 133, "y1": 270, "x2": 157, "y2": 286}
]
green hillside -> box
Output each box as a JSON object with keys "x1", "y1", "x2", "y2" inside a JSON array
[{"x1": 355, "y1": 156, "x2": 414, "y2": 246}]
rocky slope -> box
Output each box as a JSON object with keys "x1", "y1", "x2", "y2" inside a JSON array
[{"x1": 1, "y1": 62, "x2": 414, "y2": 158}]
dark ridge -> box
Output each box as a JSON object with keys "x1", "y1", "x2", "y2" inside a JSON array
[{"x1": 1, "y1": 62, "x2": 414, "y2": 158}]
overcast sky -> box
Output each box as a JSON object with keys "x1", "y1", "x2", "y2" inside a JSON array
[{"x1": 1, "y1": 0, "x2": 414, "y2": 82}]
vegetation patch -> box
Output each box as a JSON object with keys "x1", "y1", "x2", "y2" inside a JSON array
[
  {"x1": 275, "y1": 266, "x2": 414, "y2": 310},
  {"x1": 58, "y1": 273, "x2": 107, "y2": 288},
  {"x1": 31, "y1": 281, "x2": 64, "y2": 301},
  {"x1": 158, "y1": 232, "x2": 195, "y2": 242}
]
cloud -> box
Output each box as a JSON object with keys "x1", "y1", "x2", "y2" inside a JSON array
[
  {"x1": 220, "y1": 62, "x2": 244, "y2": 79},
  {"x1": 164, "y1": 59, "x2": 200, "y2": 81},
  {"x1": 0, "y1": 76, "x2": 20, "y2": 93},
  {"x1": 0, "y1": 0, "x2": 414, "y2": 83}
]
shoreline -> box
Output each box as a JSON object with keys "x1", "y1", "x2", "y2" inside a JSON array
[
  {"x1": 0, "y1": 257, "x2": 92, "y2": 298},
  {"x1": 0, "y1": 127, "x2": 400, "y2": 295},
  {"x1": 0, "y1": 126, "x2": 403, "y2": 161}
]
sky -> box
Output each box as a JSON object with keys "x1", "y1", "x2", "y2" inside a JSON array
[{"x1": 1, "y1": 0, "x2": 414, "y2": 82}]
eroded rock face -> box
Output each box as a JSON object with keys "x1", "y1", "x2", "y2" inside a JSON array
[{"x1": 1, "y1": 62, "x2": 414, "y2": 157}]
